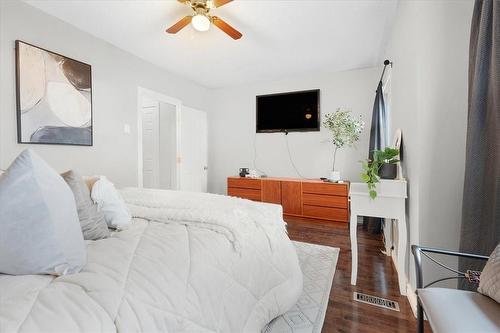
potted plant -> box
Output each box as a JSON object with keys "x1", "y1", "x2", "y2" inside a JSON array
[
  {"x1": 323, "y1": 108, "x2": 364, "y2": 182},
  {"x1": 360, "y1": 147, "x2": 400, "y2": 199}
]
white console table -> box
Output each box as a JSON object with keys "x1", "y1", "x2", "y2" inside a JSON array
[{"x1": 349, "y1": 180, "x2": 408, "y2": 295}]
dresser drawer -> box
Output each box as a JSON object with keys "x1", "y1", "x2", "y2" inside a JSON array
[
  {"x1": 227, "y1": 177, "x2": 262, "y2": 190},
  {"x1": 302, "y1": 182, "x2": 348, "y2": 196},
  {"x1": 227, "y1": 187, "x2": 261, "y2": 201},
  {"x1": 303, "y1": 205, "x2": 348, "y2": 222},
  {"x1": 302, "y1": 193, "x2": 348, "y2": 209}
]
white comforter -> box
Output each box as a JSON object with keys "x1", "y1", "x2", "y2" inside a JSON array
[{"x1": 0, "y1": 189, "x2": 302, "y2": 333}]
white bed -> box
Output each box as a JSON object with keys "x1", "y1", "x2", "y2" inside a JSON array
[{"x1": 0, "y1": 188, "x2": 303, "y2": 332}]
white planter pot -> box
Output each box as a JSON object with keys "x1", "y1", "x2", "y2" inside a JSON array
[{"x1": 329, "y1": 170, "x2": 341, "y2": 182}]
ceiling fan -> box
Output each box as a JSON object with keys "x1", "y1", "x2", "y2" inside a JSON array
[{"x1": 166, "y1": 0, "x2": 242, "y2": 40}]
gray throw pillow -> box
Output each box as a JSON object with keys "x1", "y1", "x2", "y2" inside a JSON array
[
  {"x1": 61, "y1": 170, "x2": 110, "y2": 240},
  {"x1": 0, "y1": 149, "x2": 86, "y2": 275},
  {"x1": 478, "y1": 243, "x2": 500, "y2": 303}
]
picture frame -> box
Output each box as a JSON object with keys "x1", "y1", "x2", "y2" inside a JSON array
[{"x1": 15, "y1": 40, "x2": 93, "y2": 146}]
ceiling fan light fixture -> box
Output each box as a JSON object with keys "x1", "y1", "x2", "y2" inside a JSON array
[
  {"x1": 167, "y1": 0, "x2": 241, "y2": 39},
  {"x1": 191, "y1": 14, "x2": 210, "y2": 32}
]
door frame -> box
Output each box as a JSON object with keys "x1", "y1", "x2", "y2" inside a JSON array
[{"x1": 137, "y1": 87, "x2": 182, "y2": 189}]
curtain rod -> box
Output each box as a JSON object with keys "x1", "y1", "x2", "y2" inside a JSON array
[{"x1": 379, "y1": 59, "x2": 393, "y2": 82}]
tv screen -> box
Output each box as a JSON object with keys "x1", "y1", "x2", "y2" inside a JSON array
[{"x1": 256, "y1": 89, "x2": 320, "y2": 133}]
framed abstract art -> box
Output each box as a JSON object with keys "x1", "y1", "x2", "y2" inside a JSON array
[{"x1": 15, "y1": 40, "x2": 93, "y2": 146}]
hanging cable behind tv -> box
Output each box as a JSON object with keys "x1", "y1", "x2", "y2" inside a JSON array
[
  {"x1": 252, "y1": 131, "x2": 267, "y2": 177},
  {"x1": 284, "y1": 131, "x2": 307, "y2": 179}
]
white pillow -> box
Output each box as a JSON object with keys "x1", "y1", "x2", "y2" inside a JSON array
[
  {"x1": 91, "y1": 176, "x2": 131, "y2": 229},
  {"x1": 0, "y1": 149, "x2": 86, "y2": 275}
]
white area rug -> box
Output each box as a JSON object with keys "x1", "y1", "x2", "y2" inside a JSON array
[{"x1": 263, "y1": 241, "x2": 340, "y2": 333}]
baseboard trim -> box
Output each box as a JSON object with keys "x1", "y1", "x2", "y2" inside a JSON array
[
  {"x1": 406, "y1": 282, "x2": 418, "y2": 318},
  {"x1": 387, "y1": 249, "x2": 418, "y2": 318}
]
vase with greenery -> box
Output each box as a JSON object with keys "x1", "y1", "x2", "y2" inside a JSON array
[
  {"x1": 323, "y1": 108, "x2": 364, "y2": 181},
  {"x1": 360, "y1": 147, "x2": 400, "y2": 199}
]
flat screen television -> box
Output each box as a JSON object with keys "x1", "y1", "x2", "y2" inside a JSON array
[{"x1": 256, "y1": 89, "x2": 320, "y2": 133}]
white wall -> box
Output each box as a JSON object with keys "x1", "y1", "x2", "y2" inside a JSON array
[
  {"x1": 416, "y1": 0, "x2": 472, "y2": 258},
  {"x1": 208, "y1": 67, "x2": 380, "y2": 194},
  {"x1": 0, "y1": 0, "x2": 209, "y2": 186},
  {"x1": 385, "y1": 0, "x2": 423, "y2": 295},
  {"x1": 385, "y1": 0, "x2": 473, "y2": 296}
]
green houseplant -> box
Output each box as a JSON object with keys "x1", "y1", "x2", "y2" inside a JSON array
[
  {"x1": 323, "y1": 108, "x2": 364, "y2": 181},
  {"x1": 360, "y1": 147, "x2": 400, "y2": 199}
]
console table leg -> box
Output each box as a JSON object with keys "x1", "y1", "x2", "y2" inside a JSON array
[
  {"x1": 350, "y1": 213, "x2": 358, "y2": 286},
  {"x1": 382, "y1": 219, "x2": 393, "y2": 256},
  {"x1": 397, "y1": 215, "x2": 407, "y2": 295}
]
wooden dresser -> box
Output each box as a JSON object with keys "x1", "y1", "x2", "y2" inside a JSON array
[{"x1": 227, "y1": 176, "x2": 349, "y2": 223}]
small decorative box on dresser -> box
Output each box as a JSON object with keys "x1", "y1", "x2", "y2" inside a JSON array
[{"x1": 227, "y1": 176, "x2": 349, "y2": 223}]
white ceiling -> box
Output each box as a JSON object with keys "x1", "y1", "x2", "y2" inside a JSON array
[{"x1": 25, "y1": 0, "x2": 398, "y2": 89}]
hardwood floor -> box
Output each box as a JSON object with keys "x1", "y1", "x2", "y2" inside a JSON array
[{"x1": 286, "y1": 216, "x2": 430, "y2": 333}]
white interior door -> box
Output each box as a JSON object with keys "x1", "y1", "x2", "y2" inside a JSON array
[
  {"x1": 158, "y1": 102, "x2": 178, "y2": 190},
  {"x1": 180, "y1": 106, "x2": 208, "y2": 192},
  {"x1": 142, "y1": 97, "x2": 160, "y2": 188}
]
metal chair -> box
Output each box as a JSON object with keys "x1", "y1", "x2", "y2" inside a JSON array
[{"x1": 411, "y1": 245, "x2": 490, "y2": 333}]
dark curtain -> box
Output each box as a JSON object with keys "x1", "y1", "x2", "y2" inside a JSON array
[
  {"x1": 365, "y1": 80, "x2": 388, "y2": 233},
  {"x1": 459, "y1": 0, "x2": 500, "y2": 289},
  {"x1": 369, "y1": 81, "x2": 388, "y2": 160}
]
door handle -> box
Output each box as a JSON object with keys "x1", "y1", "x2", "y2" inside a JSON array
[{"x1": 203, "y1": 166, "x2": 208, "y2": 170}]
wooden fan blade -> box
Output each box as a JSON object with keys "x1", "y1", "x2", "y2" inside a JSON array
[
  {"x1": 166, "y1": 16, "x2": 192, "y2": 34},
  {"x1": 211, "y1": 16, "x2": 242, "y2": 40},
  {"x1": 212, "y1": 0, "x2": 233, "y2": 8}
]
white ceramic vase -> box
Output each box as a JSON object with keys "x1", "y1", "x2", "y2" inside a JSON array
[{"x1": 329, "y1": 170, "x2": 341, "y2": 182}]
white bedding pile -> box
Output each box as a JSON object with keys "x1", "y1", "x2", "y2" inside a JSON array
[
  {"x1": 0, "y1": 188, "x2": 303, "y2": 333},
  {"x1": 120, "y1": 187, "x2": 287, "y2": 253}
]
